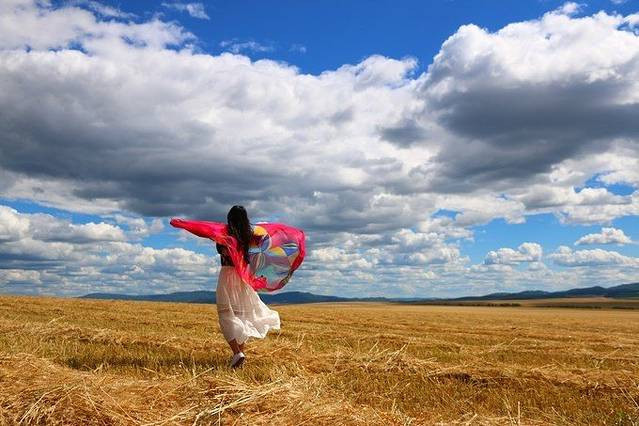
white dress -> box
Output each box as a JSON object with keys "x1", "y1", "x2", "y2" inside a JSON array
[{"x1": 216, "y1": 265, "x2": 280, "y2": 344}]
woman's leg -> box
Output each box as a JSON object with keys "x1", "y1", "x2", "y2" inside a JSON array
[
  {"x1": 239, "y1": 341, "x2": 245, "y2": 352},
  {"x1": 227, "y1": 338, "x2": 241, "y2": 355}
]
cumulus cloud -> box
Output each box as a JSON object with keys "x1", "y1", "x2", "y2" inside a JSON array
[
  {"x1": 516, "y1": 187, "x2": 629, "y2": 210},
  {"x1": 1, "y1": 1, "x2": 637, "y2": 233},
  {"x1": 0, "y1": 206, "x2": 126, "y2": 244},
  {"x1": 575, "y1": 227, "x2": 633, "y2": 245},
  {"x1": 549, "y1": 246, "x2": 639, "y2": 267},
  {"x1": 311, "y1": 246, "x2": 376, "y2": 270},
  {"x1": 406, "y1": 246, "x2": 462, "y2": 265},
  {"x1": 510, "y1": 184, "x2": 639, "y2": 224},
  {"x1": 0, "y1": 0, "x2": 192, "y2": 51},
  {"x1": 421, "y1": 8, "x2": 639, "y2": 193},
  {"x1": 109, "y1": 214, "x2": 164, "y2": 239},
  {"x1": 0, "y1": 17, "x2": 423, "y2": 231},
  {"x1": 484, "y1": 243, "x2": 543, "y2": 265},
  {"x1": 555, "y1": 2, "x2": 584, "y2": 16},
  {"x1": 556, "y1": 192, "x2": 639, "y2": 224},
  {"x1": 599, "y1": 152, "x2": 639, "y2": 188},
  {"x1": 0, "y1": 207, "x2": 214, "y2": 295}
]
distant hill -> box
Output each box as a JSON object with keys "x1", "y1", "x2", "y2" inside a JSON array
[
  {"x1": 81, "y1": 291, "x2": 217, "y2": 304},
  {"x1": 80, "y1": 282, "x2": 639, "y2": 305},
  {"x1": 80, "y1": 290, "x2": 393, "y2": 305},
  {"x1": 453, "y1": 282, "x2": 639, "y2": 301}
]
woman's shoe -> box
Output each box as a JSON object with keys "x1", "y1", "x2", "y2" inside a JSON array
[{"x1": 230, "y1": 352, "x2": 245, "y2": 368}]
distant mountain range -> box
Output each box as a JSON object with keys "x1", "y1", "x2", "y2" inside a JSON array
[
  {"x1": 80, "y1": 282, "x2": 639, "y2": 304},
  {"x1": 79, "y1": 290, "x2": 404, "y2": 304},
  {"x1": 453, "y1": 282, "x2": 639, "y2": 301}
]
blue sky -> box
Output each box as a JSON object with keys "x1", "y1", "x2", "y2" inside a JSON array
[
  {"x1": 100, "y1": 0, "x2": 639, "y2": 74},
  {"x1": 1, "y1": 0, "x2": 638, "y2": 297}
]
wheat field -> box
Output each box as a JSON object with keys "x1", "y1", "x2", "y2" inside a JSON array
[{"x1": 0, "y1": 295, "x2": 638, "y2": 425}]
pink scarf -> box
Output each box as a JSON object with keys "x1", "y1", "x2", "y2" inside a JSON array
[{"x1": 170, "y1": 218, "x2": 305, "y2": 291}]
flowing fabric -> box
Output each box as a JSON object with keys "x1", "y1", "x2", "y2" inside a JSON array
[
  {"x1": 170, "y1": 218, "x2": 305, "y2": 292},
  {"x1": 216, "y1": 266, "x2": 280, "y2": 344}
]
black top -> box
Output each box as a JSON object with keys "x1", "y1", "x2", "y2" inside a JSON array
[{"x1": 216, "y1": 243, "x2": 234, "y2": 266}]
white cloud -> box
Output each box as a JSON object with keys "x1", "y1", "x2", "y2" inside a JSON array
[
  {"x1": 575, "y1": 227, "x2": 633, "y2": 245},
  {"x1": 556, "y1": 192, "x2": 639, "y2": 224},
  {"x1": 0, "y1": 206, "x2": 126, "y2": 243},
  {"x1": 484, "y1": 243, "x2": 543, "y2": 265},
  {"x1": 549, "y1": 246, "x2": 639, "y2": 267},
  {"x1": 71, "y1": 1, "x2": 136, "y2": 19},
  {"x1": 0, "y1": 0, "x2": 192, "y2": 51},
  {"x1": 0, "y1": 207, "x2": 214, "y2": 295},
  {"x1": 311, "y1": 246, "x2": 376, "y2": 270},
  {"x1": 421, "y1": 8, "x2": 639, "y2": 199},
  {"x1": 219, "y1": 39, "x2": 274, "y2": 54},
  {"x1": 599, "y1": 152, "x2": 639, "y2": 188},
  {"x1": 391, "y1": 228, "x2": 440, "y2": 249},
  {"x1": 510, "y1": 184, "x2": 639, "y2": 225},
  {"x1": 0, "y1": 206, "x2": 30, "y2": 241},
  {"x1": 0, "y1": 269, "x2": 42, "y2": 286},
  {"x1": 110, "y1": 214, "x2": 164, "y2": 239},
  {"x1": 2, "y1": 1, "x2": 637, "y2": 232},
  {"x1": 555, "y1": 2, "x2": 585, "y2": 16},
  {"x1": 161, "y1": 2, "x2": 209, "y2": 20},
  {"x1": 407, "y1": 246, "x2": 462, "y2": 265},
  {"x1": 440, "y1": 195, "x2": 526, "y2": 227}
]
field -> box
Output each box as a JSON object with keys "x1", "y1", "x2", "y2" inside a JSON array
[{"x1": 0, "y1": 296, "x2": 638, "y2": 425}]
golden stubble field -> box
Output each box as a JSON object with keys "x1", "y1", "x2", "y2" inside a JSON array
[{"x1": 0, "y1": 295, "x2": 638, "y2": 425}]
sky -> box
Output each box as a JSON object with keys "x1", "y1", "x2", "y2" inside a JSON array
[{"x1": 1, "y1": 0, "x2": 638, "y2": 298}]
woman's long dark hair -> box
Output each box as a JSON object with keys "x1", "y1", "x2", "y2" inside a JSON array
[{"x1": 227, "y1": 205, "x2": 251, "y2": 264}]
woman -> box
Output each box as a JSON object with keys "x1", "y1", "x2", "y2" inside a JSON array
[{"x1": 216, "y1": 205, "x2": 280, "y2": 368}]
